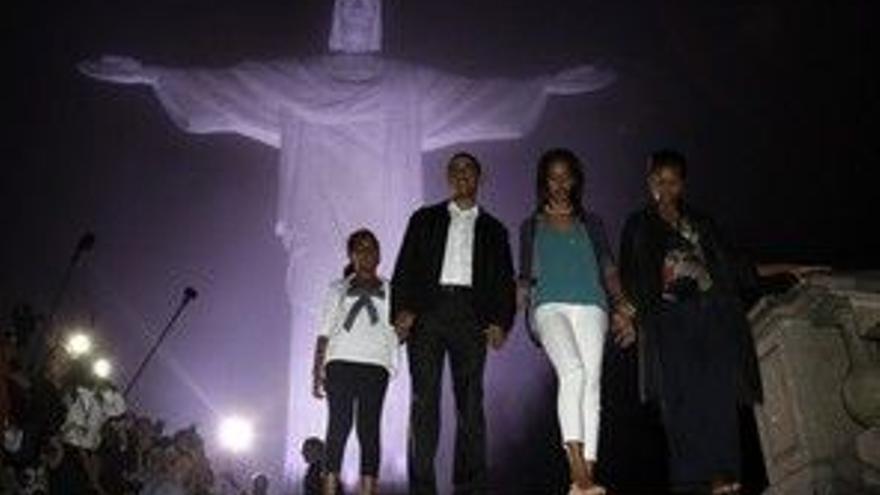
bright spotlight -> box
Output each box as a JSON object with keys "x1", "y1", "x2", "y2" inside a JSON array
[
  {"x1": 218, "y1": 416, "x2": 254, "y2": 453},
  {"x1": 65, "y1": 333, "x2": 92, "y2": 357},
  {"x1": 92, "y1": 358, "x2": 112, "y2": 379}
]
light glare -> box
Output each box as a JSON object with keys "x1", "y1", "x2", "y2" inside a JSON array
[
  {"x1": 219, "y1": 416, "x2": 255, "y2": 453},
  {"x1": 66, "y1": 333, "x2": 93, "y2": 357},
  {"x1": 92, "y1": 358, "x2": 112, "y2": 379}
]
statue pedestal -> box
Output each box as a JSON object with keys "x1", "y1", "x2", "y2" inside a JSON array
[{"x1": 749, "y1": 273, "x2": 880, "y2": 494}]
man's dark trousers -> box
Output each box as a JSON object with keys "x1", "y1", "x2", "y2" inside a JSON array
[{"x1": 407, "y1": 287, "x2": 488, "y2": 495}]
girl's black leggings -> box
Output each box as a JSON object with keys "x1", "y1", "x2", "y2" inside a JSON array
[{"x1": 323, "y1": 360, "x2": 389, "y2": 477}]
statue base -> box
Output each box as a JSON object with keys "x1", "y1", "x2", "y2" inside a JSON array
[{"x1": 749, "y1": 272, "x2": 880, "y2": 495}]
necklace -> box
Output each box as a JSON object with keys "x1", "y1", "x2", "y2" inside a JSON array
[{"x1": 544, "y1": 202, "x2": 573, "y2": 216}]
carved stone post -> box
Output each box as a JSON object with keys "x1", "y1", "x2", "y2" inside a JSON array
[{"x1": 749, "y1": 273, "x2": 880, "y2": 494}]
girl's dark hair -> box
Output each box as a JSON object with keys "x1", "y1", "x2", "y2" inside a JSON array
[
  {"x1": 647, "y1": 149, "x2": 688, "y2": 179},
  {"x1": 535, "y1": 148, "x2": 586, "y2": 211},
  {"x1": 342, "y1": 228, "x2": 379, "y2": 277}
]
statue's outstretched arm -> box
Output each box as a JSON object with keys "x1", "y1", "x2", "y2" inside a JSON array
[
  {"x1": 78, "y1": 55, "x2": 158, "y2": 85},
  {"x1": 78, "y1": 56, "x2": 282, "y2": 147},
  {"x1": 420, "y1": 63, "x2": 616, "y2": 151},
  {"x1": 543, "y1": 65, "x2": 616, "y2": 96}
]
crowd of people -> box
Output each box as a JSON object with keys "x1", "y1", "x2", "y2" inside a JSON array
[{"x1": 0, "y1": 305, "x2": 286, "y2": 495}]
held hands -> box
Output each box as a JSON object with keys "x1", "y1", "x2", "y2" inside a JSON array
[
  {"x1": 544, "y1": 65, "x2": 617, "y2": 96},
  {"x1": 611, "y1": 311, "x2": 636, "y2": 349},
  {"x1": 78, "y1": 55, "x2": 157, "y2": 85},
  {"x1": 394, "y1": 310, "x2": 416, "y2": 342},
  {"x1": 485, "y1": 324, "x2": 507, "y2": 351}
]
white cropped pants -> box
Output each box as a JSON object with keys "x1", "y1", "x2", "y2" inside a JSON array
[{"x1": 533, "y1": 303, "x2": 607, "y2": 460}]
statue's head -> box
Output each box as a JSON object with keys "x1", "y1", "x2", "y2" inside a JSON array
[{"x1": 329, "y1": 0, "x2": 382, "y2": 54}]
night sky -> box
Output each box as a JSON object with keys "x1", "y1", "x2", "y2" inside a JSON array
[{"x1": 3, "y1": 1, "x2": 877, "y2": 492}]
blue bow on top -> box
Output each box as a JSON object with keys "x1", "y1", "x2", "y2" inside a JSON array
[{"x1": 343, "y1": 283, "x2": 385, "y2": 331}]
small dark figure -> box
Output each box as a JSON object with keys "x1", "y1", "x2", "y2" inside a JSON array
[
  {"x1": 250, "y1": 472, "x2": 269, "y2": 495},
  {"x1": 301, "y1": 437, "x2": 329, "y2": 495}
]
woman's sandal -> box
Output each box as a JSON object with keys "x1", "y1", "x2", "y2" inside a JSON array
[
  {"x1": 568, "y1": 483, "x2": 607, "y2": 495},
  {"x1": 711, "y1": 481, "x2": 742, "y2": 494}
]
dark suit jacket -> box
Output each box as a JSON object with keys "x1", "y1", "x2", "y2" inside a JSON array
[
  {"x1": 391, "y1": 201, "x2": 516, "y2": 332},
  {"x1": 619, "y1": 203, "x2": 763, "y2": 405}
]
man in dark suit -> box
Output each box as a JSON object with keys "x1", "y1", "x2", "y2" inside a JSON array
[{"x1": 392, "y1": 152, "x2": 516, "y2": 495}]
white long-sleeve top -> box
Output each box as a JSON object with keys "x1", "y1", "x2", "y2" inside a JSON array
[{"x1": 318, "y1": 275, "x2": 398, "y2": 373}]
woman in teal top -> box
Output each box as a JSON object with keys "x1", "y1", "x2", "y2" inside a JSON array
[
  {"x1": 518, "y1": 149, "x2": 634, "y2": 495},
  {"x1": 534, "y1": 220, "x2": 607, "y2": 309}
]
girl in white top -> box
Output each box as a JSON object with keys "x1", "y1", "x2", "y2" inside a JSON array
[{"x1": 311, "y1": 228, "x2": 402, "y2": 495}]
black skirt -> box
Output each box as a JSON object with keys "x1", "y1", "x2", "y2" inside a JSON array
[{"x1": 654, "y1": 291, "x2": 744, "y2": 488}]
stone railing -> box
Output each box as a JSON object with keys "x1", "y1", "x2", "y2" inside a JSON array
[{"x1": 749, "y1": 272, "x2": 880, "y2": 494}]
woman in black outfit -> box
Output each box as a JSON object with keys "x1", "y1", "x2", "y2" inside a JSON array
[{"x1": 618, "y1": 150, "x2": 820, "y2": 494}]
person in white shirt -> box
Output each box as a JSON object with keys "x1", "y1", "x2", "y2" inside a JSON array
[
  {"x1": 392, "y1": 153, "x2": 516, "y2": 495},
  {"x1": 311, "y1": 228, "x2": 402, "y2": 495}
]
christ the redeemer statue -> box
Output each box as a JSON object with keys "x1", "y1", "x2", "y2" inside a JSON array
[{"x1": 80, "y1": 0, "x2": 615, "y2": 482}]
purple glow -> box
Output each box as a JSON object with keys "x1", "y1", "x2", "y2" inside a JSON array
[
  {"x1": 6, "y1": 2, "x2": 869, "y2": 494},
  {"x1": 72, "y1": 4, "x2": 617, "y2": 491},
  {"x1": 77, "y1": 60, "x2": 611, "y2": 492}
]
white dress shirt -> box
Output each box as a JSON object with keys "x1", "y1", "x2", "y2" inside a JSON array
[{"x1": 439, "y1": 201, "x2": 479, "y2": 287}]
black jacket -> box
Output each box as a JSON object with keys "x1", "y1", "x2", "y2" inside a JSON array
[
  {"x1": 619, "y1": 204, "x2": 763, "y2": 405},
  {"x1": 391, "y1": 201, "x2": 516, "y2": 332}
]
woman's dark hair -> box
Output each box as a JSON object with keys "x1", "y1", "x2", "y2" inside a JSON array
[
  {"x1": 342, "y1": 228, "x2": 380, "y2": 277},
  {"x1": 535, "y1": 148, "x2": 586, "y2": 211},
  {"x1": 647, "y1": 149, "x2": 687, "y2": 179}
]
